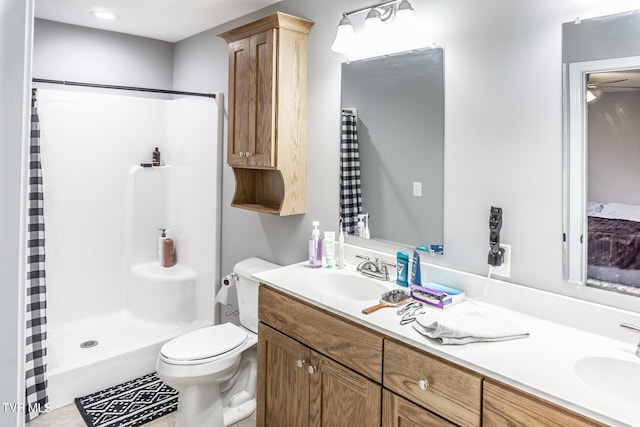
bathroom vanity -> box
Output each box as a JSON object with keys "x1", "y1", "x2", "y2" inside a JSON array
[{"x1": 254, "y1": 256, "x2": 640, "y2": 426}]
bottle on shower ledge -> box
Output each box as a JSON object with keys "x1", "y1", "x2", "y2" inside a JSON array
[{"x1": 152, "y1": 147, "x2": 161, "y2": 166}]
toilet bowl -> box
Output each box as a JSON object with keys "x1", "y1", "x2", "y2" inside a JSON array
[{"x1": 156, "y1": 257, "x2": 279, "y2": 427}]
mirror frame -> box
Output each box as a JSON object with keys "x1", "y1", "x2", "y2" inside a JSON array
[
  {"x1": 563, "y1": 54, "x2": 640, "y2": 285},
  {"x1": 339, "y1": 46, "x2": 445, "y2": 253}
]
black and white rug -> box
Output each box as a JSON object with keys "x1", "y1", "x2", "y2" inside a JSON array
[{"x1": 75, "y1": 372, "x2": 178, "y2": 427}]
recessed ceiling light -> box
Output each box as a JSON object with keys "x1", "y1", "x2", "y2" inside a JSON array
[{"x1": 90, "y1": 9, "x2": 117, "y2": 20}]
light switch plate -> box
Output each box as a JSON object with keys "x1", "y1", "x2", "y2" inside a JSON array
[{"x1": 413, "y1": 181, "x2": 422, "y2": 197}]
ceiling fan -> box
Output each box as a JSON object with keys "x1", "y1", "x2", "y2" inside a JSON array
[{"x1": 587, "y1": 75, "x2": 640, "y2": 90}]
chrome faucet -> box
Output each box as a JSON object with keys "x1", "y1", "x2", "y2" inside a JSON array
[
  {"x1": 621, "y1": 323, "x2": 640, "y2": 357},
  {"x1": 356, "y1": 255, "x2": 396, "y2": 281}
]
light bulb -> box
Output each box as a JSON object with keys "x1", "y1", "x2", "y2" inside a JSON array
[{"x1": 331, "y1": 16, "x2": 355, "y2": 53}]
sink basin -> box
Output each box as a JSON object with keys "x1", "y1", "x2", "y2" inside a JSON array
[
  {"x1": 575, "y1": 356, "x2": 640, "y2": 403},
  {"x1": 309, "y1": 274, "x2": 389, "y2": 301}
]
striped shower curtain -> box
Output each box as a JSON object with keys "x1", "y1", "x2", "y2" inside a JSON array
[
  {"x1": 339, "y1": 110, "x2": 363, "y2": 234},
  {"x1": 25, "y1": 88, "x2": 48, "y2": 422}
]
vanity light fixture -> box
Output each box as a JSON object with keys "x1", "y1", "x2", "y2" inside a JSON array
[{"x1": 331, "y1": 0, "x2": 415, "y2": 53}]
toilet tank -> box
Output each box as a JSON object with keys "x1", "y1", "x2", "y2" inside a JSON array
[{"x1": 233, "y1": 257, "x2": 280, "y2": 333}]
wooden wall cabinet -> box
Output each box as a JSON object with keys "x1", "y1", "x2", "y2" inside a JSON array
[{"x1": 218, "y1": 13, "x2": 313, "y2": 216}]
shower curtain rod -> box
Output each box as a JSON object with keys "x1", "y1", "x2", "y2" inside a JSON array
[{"x1": 32, "y1": 78, "x2": 216, "y2": 98}]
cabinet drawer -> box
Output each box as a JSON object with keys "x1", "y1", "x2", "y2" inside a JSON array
[
  {"x1": 383, "y1": 339, "x2": 482, "y2": 427},
  {"x1": 259, "y1": 285, "x2": 384, "y2": 382},
  {"x1": 483, "y1": 379, "x2": 606, "y2": 427}
]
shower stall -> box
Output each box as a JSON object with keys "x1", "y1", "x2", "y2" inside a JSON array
[{"x1": 36, "y1": 88, "x2": 222, "y2": 409}]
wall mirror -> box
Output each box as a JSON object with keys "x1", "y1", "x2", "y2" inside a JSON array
[
  {"x1": 339, "y1": 47, "x2": 444, "y2": 252},
  {"x1": 563, "y1": 10, "x2": 640, "y2": 296}
]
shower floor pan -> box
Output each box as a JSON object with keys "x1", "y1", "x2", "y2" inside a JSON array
[{"x1": 47, "y1": 309, "x2": 211, "y2": 409}]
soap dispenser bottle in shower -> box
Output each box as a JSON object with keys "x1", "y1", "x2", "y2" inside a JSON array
[{"x1": 158, "y1": 228, "x2": 167, "y2": 265}]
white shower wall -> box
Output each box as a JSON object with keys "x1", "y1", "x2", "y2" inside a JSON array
[{"x1": 38, "y1": 89, "x2": 220, "y2": 327}]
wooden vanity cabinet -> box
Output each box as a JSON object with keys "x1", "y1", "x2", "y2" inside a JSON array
[
  {"x1": 218, "y1": 13, "x2": 313, "y2": 216},
  {"x1": 257, "y1": 284, "x2": 606, "y2": 427},
  {"x1": 257, "y1": 285, "x2": 383, "y2": 427},
  {"x1": 483, "y1": 379, "x2": 607, "y2": 427}
]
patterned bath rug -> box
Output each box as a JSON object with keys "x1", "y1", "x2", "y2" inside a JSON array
[{"x1": 75, "y1": 372, "x2": 178, "y2": 427}]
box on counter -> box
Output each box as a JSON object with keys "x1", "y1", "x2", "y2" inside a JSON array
[{"x1": 409, "y1": 282, "x2": 465, "y2": 309}]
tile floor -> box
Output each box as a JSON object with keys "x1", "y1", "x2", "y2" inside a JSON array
[{"x1": 27, "y1": 403, "x2": 256, "y2": 427}]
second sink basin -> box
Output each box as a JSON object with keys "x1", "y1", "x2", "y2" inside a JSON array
[
  {"x1": 310, "y1": 273, "x2": 390, "y2": 301},
  {"x1": 575, "y1": 356, "x2": 640, "y2": 404}
]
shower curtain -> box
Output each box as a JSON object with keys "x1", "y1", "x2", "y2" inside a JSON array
[
  {"x1": 25, "y1": 88, "x2": 48, "y2": 422},
  {"x1": 339, "y1": 110, "x2": 362, "y2": 234}
]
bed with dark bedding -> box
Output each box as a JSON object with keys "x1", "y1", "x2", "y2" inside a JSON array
[{"x1": 588, "y1": 216, "x2": 640, "y2": 270}]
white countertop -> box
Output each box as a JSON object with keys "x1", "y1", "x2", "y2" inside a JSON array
[{"x1": 255, "y1": 261, "x2": 640, "y2": 427}]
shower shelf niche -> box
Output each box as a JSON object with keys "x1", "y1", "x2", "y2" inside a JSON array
[
  {"x1": 131, "y1": 261, "x2": 196, "y2": 281},
  {"x1": 126, "y1": 165, "x2": 198, "y2": 323},
  {"x1": 128, "y1": 262, "x2": 197, "y2": 323}
]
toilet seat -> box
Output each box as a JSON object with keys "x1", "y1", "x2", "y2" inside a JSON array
[{"x1": 160, "y1": 323, "x2": 248, "y2": 365}]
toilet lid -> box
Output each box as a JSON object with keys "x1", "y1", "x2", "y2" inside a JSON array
[{"x1": 160, "y1": 323, "x2": 248, "y2": 362}]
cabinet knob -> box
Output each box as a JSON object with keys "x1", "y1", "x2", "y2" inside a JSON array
[
  {"x1": 296, "y1": 359, "x2": 306, "y2": 368},
  {"x1": 245, "y1": 151, "x2": 253, "y2": 157},
  {"x1": 418, "y1": 379, "x2": 430, "y2": 391},
  {"x1": 308, "y1": 365, "x2": 317, "y2": 375},
  {"x1": 239, "y1": 151, "x2": 245, "y2": 157}
]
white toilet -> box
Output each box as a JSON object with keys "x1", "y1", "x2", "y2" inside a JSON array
[{"x1": 156, "y1": 257, "x2": 279, "y2": 427}]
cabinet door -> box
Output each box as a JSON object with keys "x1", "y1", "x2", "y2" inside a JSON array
[
  {"x1": 248, "y1": 29, "x2": 275, "y2": 168},
  {"x1": 309, "y1": 350, "x2": 381, "y2": 427},
  {"x1": 382, "y1": 389, "x2": 456, "y2": 427},
  {"x1": 257, "y1": 323, "x2": 310, "y2": 427},
  {"x1": 227, "y1": 37, "x2": 251, "y2": 166},
  {"x1": 227, "y1": 31, "x2": 275, "y2": 168}
]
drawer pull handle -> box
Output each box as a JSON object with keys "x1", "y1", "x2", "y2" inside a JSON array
[
  {"x1": 308, "y1": 365, "x2": 317, "y2": 375},
  {"x1": 296, "y1": 359, "x2": 306, "y2": 369},
  {"x1": 418, "y1": 379, "x2": 430, "y2": 391}
]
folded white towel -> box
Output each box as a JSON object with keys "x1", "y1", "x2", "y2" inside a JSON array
[{"x1": 412, "y1": 310, "x2": 529, "y2": 345}]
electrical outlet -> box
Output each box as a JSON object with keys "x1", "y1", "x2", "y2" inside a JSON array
[
  {"x1": 491, "y1": 244, "x2": 511, "y2": 278},
  {"x1": 413, "y1": 181, "x2": 422, "y2": 197}
]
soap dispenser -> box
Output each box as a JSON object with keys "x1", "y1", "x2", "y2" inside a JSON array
[
  {"x1": 162, "y1": 230, "x2": 176, "y2": 268},
  {"x1": 157, "y1": 228, "x2": 167, "y2": 265}
]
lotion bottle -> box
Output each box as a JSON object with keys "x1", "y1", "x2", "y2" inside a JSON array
[
  {"x1": 324, "y1": 231, "x2": 336, "y2": 268},
  {"x1": 308, "y1": 221, "x2": 322, "y2": 268},
  {"x1": 355, "y1": 214, "x2": 365, "y2": 237},
  {"x1": 162, "y1": 231, "x2": 176, "y2": 268},
  {"x1": 157, "y1": 228, "x2": 167, "y2": 265}
]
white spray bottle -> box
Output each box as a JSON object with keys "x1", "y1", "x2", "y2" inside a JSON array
[
  {"x1": 364, "y1": 213, "x2": 370, "y2": 239},
  {"x1": 337, "y1": 219, "x2": 345, "y2": 269}
]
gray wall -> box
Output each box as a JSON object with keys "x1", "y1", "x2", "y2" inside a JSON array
[
  {"x1": 588, "y1": 91, "x2": 640, "y2": 205},
  {"x1": 174, "y1": 0, "x2": 640, "y2": 313},
  {"x1": 30, "y1": 0, "x2": 640, "y2": 330},
  {"x1": 34, "y1": 19, "x2": 174, "y2": 89}
]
